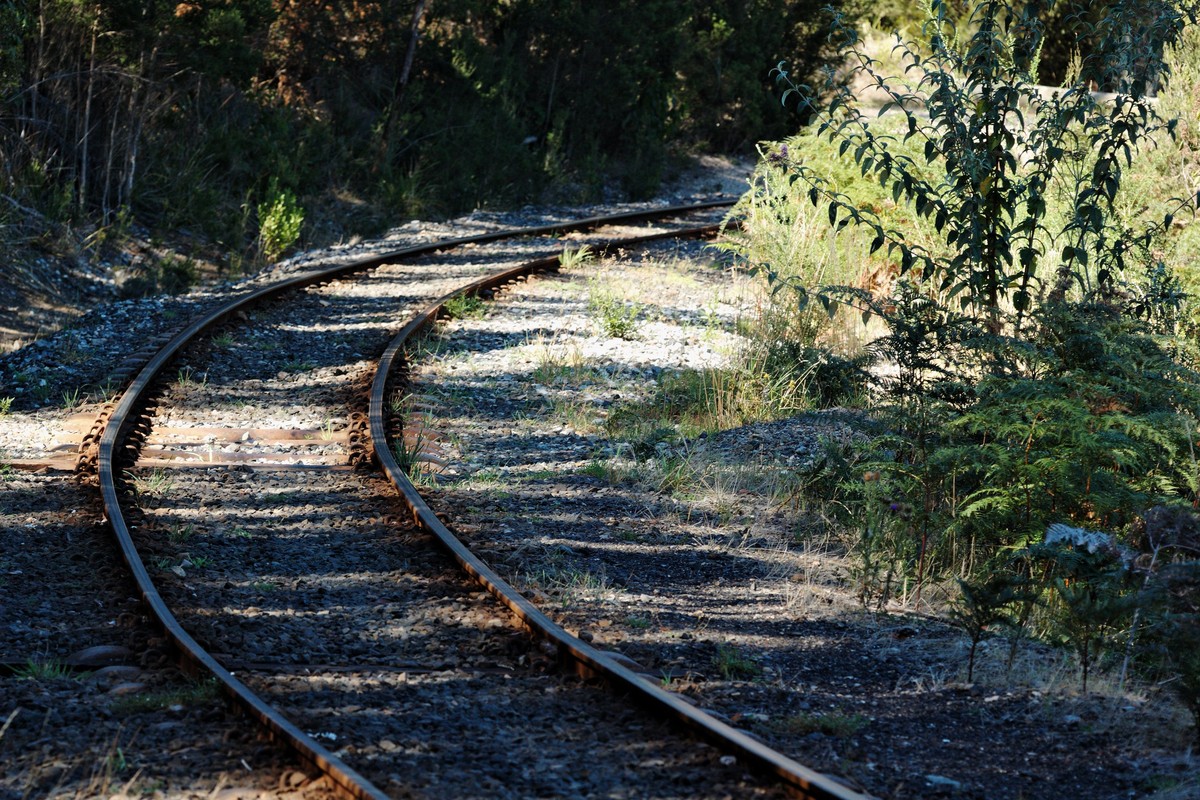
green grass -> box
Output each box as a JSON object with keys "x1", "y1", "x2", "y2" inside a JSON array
[
  {"x1": 443, "y1": 294, "x2": 487, "y2": 320},
  {"x1": 130, "y1": 469, "x2": 175, "y2": 505},
  {"x1": 110, "y1": 678, "x2": 220, "y2": 714},
  {"x1": 167, "y1": 524, "x2": 195, "y2": 544},
  {"x1": 176, "y1": 366, "x2": 206, "y2": 387},
  {"x1": 712, "y1": 642, "x2": 762, "y2": 680},
  {"x1": 13, "y1": 658, "x2": 73, "y2": 681},
  {"x1": 60, "y1": 388, "x2": 82, "y2": 412},
  {"x1": 587, "y1": 285, "x2": 641, "y2": 339},
  {"x1": 763, "y1": 711, "x2": 869, "y2": 738},
  {"x1": 524, "y1": 562, "x2": 612, "y2": 605},
  {"x1": 558, "y1": 244, "x2": 594, "y2": 270}
]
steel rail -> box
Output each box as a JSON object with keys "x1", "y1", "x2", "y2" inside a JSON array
[
  {"x1": 94, "y1": 200, "x2": 737, "y2": 800},
  {"x1": 369, "y1": 226, "x2": 870, "y2": 800}
]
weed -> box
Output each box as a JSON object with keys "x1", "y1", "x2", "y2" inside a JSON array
[
  {"x1": 443, "y1": 293, "x2": 487, "y2": 320},
  {"x1": 530, "y1": 333, "x2": 590, "y2": 385},
  {"x1": 0, "y1": 397, "x2": 11, "y2": 415},
  {"x1": 626, "y1": 615, "x2": 651, "y2": 629},
  {"x1": 279, "y1": 359, "x2": 315, "y2": 373},
  {"x1": 158, "y1": 256, "x2": 198, "y2": 294},
  {"x1": 211, "y1": 332, "x2": 235, "y2": 348},
  {"x1": 524, "y1": 562, "x2": 611, "y2": 605},
  {"x1": 587, "y1": 284, "x2": 641, "y2": 339},
  {"x1": 765, "y1": 711, "x2": 868, "y2": 738},
  {"x1": 229, "y1": 527, "x2": 253, "y2": 539},
  {"x1": 13, "y1": 658, "x2": 72, "y2": 681},
  {"x1": 712, "y1": 642, "x2": 762, "y2": 680},
  {"x1": 252, "y1": 579, "x2": 278, "y2": 592},
  {"x1": 91, "y1": 379, "x2": 119, "y2": 403},
  {"x1": 392, "y1": 425, "x2": 436, "y2": 480},
  {"x1": 261, "y1": 490, "x2": 299, "y2": 506},
  {"x1": 188, "y1": 555, "x2": 212, "y2": 569},
  {"x1": 167, "y1": 524, "x2": 195, "y2": 544},
  {"x1": 130, "y1": 469, "x2": 175, "y2": 505},
  {"x1": 110, "y1": 678, "x2": 220, "y2": 714},
  {"x1": 176, "y1": 367, "x2": 206, "y2": 388},
  {"x1": 57, "y1": 387, "x2": 81, "y2": 409},
  {"x1": 948, "y1": 572, "x2": 1032, "y2": 682},
  {"x1": 257, "y1": 178, "x2": 304, "y2": 262},
  {"x1": 558, "y1": 244, "x2": 594, "y2": 270},
  {"x1": 106, "y1": 746, "x2": 127, "y2": 774},
  {"x1": 320, "y1": 418, "x2": 337, "y2": 441}
]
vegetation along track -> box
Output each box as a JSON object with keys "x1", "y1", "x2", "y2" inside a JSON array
[{"x1": 90, "y1": 200, "x2": 863, "y2": 800}]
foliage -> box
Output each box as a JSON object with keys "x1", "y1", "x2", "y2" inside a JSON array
[
  {"x1": 948, "y1": 572, "x2": 1030, "y2": 682},
  {"x1": 747, "y1": 0, "x2": 1200, "y2": 696},
  {"x1": 442, "y1": 294, "x2": 487, "y2": 320},
  {"x1": 587, "y1": 286, "x2": 642, "y2": 339},
  {"x1": 13, "y1": 658, "x2": 72, "y2": 681},
  {"x1": 1023, "y1": 538, "x2": 1135, "y2": 692},
  {"x1": 256, "y1": 180, "x2": 304, "y2": 262},
  {"x1": 712, "y1": 642, "x2": 762, "y2": 679},
  {"x1": 0, "y1": 0, "x2": 857, "y2": 260}
]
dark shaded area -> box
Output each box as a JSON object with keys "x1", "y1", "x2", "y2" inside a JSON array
[{"x1": 0, "y1": 0, "x2": 851, "y2": 255}]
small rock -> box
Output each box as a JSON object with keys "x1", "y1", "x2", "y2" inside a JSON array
[
  {"x1": 87, "y1": 665, "x2": 142, "y2": 686},
  {"x1": 1063, "y1": 714, "x2": 1082, "y2": 727},
  {"x1": 66, "y1": 644, "x2": 133, "y2": 667},
  {"x1": 926, "y1": 775, "x2": 962, "y2": 790},
  {"x1": 210, "y1": 788, "x2": 260, "y2": 800},
  {"x1": 107, "y1": 681, "x2": 147, "y2": 696},
  {"x1": 280, "y1": 770, "x2": 309, "y2": 789}
]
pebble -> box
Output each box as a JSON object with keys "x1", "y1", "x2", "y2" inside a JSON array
[
  {"x1": 926, "y1": 774, "x2": 962, "y2": 789},
  {"x1": 210, "y1": 788, "x2": 263, "y2": 800},
  {"x1": 107, "y1": 681, "x2": 148, "y2": 696},
  {"x1": 66, "y1": 644, "x2": 133, "y2": 666},
  {"x1": 87, "y1": 664, "x2": 143, "y2": 686}
]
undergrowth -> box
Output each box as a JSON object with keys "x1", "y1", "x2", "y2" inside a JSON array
[{"x1": 715, "y1": 0, "x2": 1200, "y2": 731}]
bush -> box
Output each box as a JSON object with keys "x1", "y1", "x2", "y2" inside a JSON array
[
  {"x1": 756, "y1": 0, "x2": 1200, "y2": 692},
  {"x1": 256, "y1": 180, "x2": 304, "y2": 262}
]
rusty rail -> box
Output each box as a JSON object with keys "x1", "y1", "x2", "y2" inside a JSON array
[
  {"x1": 368, "y1": 225, "x2": 869, "y2": 800},
  {"x1": 94, "y1": 201, "x2": 744, "y2": 800}
]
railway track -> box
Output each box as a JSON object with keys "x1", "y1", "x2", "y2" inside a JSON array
[{"x1": 87, "y1": 202, "x2": 865, "y2": 799}]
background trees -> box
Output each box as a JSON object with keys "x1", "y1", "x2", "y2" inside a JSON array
[{"x1": 0, "y1": 0, "x2": 854, "y2": 263}]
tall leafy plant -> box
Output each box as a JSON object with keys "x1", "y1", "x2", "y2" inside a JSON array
[
  {"x1": 764, "y1": 0, "x2": 1200, "y2": 607},
  {"x1": 771, "y1": 0, "x2": 1196, "y2": 345}
]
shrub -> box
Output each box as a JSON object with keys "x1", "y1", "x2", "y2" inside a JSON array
[
  {"x1": 256, "y1": 179, "x2": 304, "y2": 262},
  {"x1": 756, "y1": 0, "x2": 1200, "y2": 691}
]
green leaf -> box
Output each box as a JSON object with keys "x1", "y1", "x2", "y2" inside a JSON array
[{"x1": 870, "y1": 234, "x2": 884, "y2": 254}]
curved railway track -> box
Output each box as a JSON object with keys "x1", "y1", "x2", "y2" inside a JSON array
[{"x1": 90, "y1": 201, "x2": 865, "y2": 800}]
